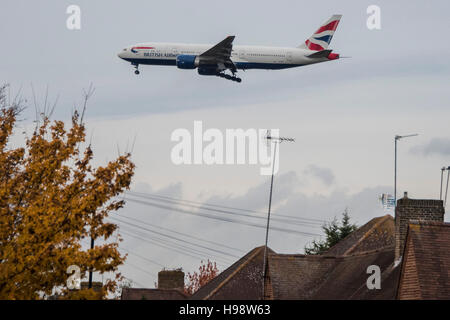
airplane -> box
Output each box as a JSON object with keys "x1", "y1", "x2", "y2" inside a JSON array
[{"x1": 117, "y1": 15, "x2": 342, "y2": 83}]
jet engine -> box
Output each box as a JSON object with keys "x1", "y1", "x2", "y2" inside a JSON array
[{"x1": 176, "y1": 55, "x2": 200, "y2": 69}]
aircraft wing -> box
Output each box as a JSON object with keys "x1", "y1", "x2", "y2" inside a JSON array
[{"x1": 200, "y1": 36, "x2": 237, "y2": 73}]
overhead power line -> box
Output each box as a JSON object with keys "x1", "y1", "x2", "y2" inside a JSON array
[
  {"x1": 123, "y1": 197, "x2": 321, "y2": 237},
  {"x1": 114, "y1": 212, "x2": 244, "y2": 253},
  {"x1": 118, "y1": 226, "x2": 234, "y2": 265},
  {"x1": 118, "y1": 246, "x2": 165, "y2": 268},
  {"x1": 118, "y1": 228, "x2": 232, "y2": 266},
  {"x1": 125, "y1": 261, "x2": 157, "y2": 279},
  {"x1": 126, "y1": 193, "x2": 321, "y2": 228},
  {"x1": 111, "y1": 216, "x2": 241, "y2": 258},
  {"x1": 127, "y1": 191, "x2": 325, "y2": 225}
]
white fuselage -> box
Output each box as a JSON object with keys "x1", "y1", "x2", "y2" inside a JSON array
[{"x1": 118, "y1": 42, "x2": 333, "y2": 70}]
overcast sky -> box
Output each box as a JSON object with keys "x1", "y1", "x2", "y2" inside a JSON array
[{"x1": 2, "y1": 0, "x2": 450, "y2": 288}]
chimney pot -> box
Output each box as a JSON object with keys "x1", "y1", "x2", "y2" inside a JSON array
[{"x1": 403, "y1": 192, "x2": 408, "y2": 198}]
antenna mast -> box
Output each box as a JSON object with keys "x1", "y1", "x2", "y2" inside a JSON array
[{"x1": 262, "y1": 130, "x2": 294, "y2": 300}]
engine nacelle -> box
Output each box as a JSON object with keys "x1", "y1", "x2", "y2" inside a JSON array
[
  {"x1": 197, "y1": 67, "x2": 219, "y2": 76},
  {"x1": 176, "y1": 55, "x2": 199, "y2": 69}
]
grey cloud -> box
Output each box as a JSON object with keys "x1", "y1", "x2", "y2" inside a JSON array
[
  {"x1": 275, "y1": 185, "x2": 392, "y2": 231},
  {"x1": 205, "y1": 171, "x2": 299, "y2": 211},
  {"x1": 410, "y1": 138, "x2": 450, "y2": 157},
  {"x1": 303, "y1": 164, "x2": 335, "y2": 186}
]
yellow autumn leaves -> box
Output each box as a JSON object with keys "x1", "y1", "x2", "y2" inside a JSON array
[{"x1": 0, "y1": 85, "x2": 135, "y2": 299}]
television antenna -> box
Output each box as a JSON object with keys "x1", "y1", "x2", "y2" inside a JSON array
[{"x1": 262, "y1": 130, "x2": 294, "y2": 299}]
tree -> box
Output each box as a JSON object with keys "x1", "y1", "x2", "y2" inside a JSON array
[
  {"x1": 184, "y1": 260, "x2": 219, "y2": 295},
  {"x1": 304, "y1": 209, "x2": 358, "y2": 255},
  {"x1": 0, "y1": 85, "x2": 135, "y2": 299},
  {"x1": 113, "y1": 278, "x2": 133, "y2": 300}
]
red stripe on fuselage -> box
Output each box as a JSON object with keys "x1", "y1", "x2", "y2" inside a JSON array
[
  {"x1": 314, "y1": 20, "x2": 340, "y2": 34},
  {"x1": 133, "y1": 46, "x2": 154, "y2": 49}
]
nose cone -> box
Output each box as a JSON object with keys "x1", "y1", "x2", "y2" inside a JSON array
[{"x1": 117, "y1": 51, "x2": 125, "y2": 59}]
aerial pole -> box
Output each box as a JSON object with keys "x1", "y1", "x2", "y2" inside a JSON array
[
  {"x1": 440, "y1": 167, "x2": 446, "y2": 200},
  {"x1": 394, "y1": 134, "x2": 418, "y2": 208},
  {"x1": 445, "y1": 167, "x2": 450, "y2": 207},
  {"x1": 394, "y1": 137, "x2": 397, "y2": 207},
  {"x1": 88, "y1": 236, "x2": 94, "y2": 289},
  {"x1": 262, "y1": 130, "x2": 294, "y2": 300}
]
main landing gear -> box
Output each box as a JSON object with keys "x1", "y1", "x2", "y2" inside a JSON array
[
  {"x1": 132, "y1": 63, "x2": 140, "y2": 75},
  {"x1": 217, "y1": 72, "x2": 242, "y2": 83}
]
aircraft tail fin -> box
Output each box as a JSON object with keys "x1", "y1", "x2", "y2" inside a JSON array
[{"x1": 299, "y1": 15, "x2": 342, "y2": 51}]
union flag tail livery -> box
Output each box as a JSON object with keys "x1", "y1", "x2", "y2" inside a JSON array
[
  {"x1": 299, "y1": 15, "x2": 342, "y2": 51},
  {"x1": 118, "y1": 15, "x2": 344, "y2": 82}
]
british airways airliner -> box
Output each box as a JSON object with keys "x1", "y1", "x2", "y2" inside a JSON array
[{"x1": 117, "y1": 15, "x2": 342, "y2": 83}]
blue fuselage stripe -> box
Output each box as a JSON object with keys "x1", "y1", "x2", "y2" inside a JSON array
[{"x1": 122, "y1": 58, "x2": 301, "y2": 70}]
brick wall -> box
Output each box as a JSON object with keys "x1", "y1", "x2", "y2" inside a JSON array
[
  {"x1": 158, "y1": 269, "x2": 184, "y2": 290},
  {"x1": 395, "y1": 192, "x2": 444, "y2": 261}
]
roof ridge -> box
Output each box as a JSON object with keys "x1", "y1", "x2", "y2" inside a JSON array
[
  {"x1": 269, "y1": 253, "x2": 306, "y2": 258},
  {"x1": 338, "y1": 246, "x2": 394, "y2": 258},
  {"x1": 343, "y1": 214, "x2": 392, "y2": 256},
  {"x1": 203, "y1": 246, "x2": 265, "y2": 300}
]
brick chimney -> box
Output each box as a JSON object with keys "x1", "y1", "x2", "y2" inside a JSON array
[
  {"x1": 395, "y1": 192, "x2": 445, "y2": 261},
  {"x1": 157, "y1": 269, "x2": 184, "y2": 290}
]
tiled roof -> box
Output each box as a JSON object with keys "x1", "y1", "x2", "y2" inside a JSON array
[
  {"x1": 190, "y1": 246, "x2": 271, "y2": 300},
  {"x1": 121, "y1": 288, "x2": 188, "y2": 300},
  {"x1": 324, "y1": 215, "x2": 395, "y2": 256},
  {"x1": 267, "y1": 253, "x2": 336, "y2": 299},
  {"x1": 267, "y1": 248, "x2": 400, "y2": 299},
  {"x1": 190, "y1": 216, "x2": 399, "y2": 300},
  {"x1": 188, "y1": 216, "x2": 449, "y2": 300},
  {"x1": 398, "y1": 221, "x2": 450, "y2": 299}
]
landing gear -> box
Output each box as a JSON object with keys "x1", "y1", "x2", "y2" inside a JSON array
[
  {"x1": 132, "y1": 63, "x2": 140, "y2": 75},
  {"x1": 217, "y1": 72, "x2": 242, "y2": 83}
]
